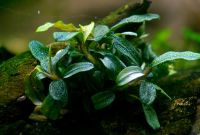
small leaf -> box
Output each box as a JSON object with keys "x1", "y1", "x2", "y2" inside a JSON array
[
  {"x1": 53, "y1": 32, "x2": 79, "y2": 41},
  {"x1": 93, "y1": 25, "x2": 109, "y2": 41},
  {"x1": 91, "y1": 91, "x2": 115, "y2": 110},
  {"x1": 118, "y1": 32, "x2": 138, "y2": 36},
  {"x1": 116, "y1": 66, "x2": 144, "y2": 86},
  {"x1": 112, "y1": 35, "x2": 141, "y2": 65},
  {"x1": 100, "y1": 54, "x2": 126, "y2": 79},
  {"x1": 80, "y1": 22, "x2": 95, "y2": 42},
  {"x1": 151, "y1": 51, "x2": 200, "y2": 67},
  {"x1": 111, "y1": 13, "x2": 160, "y2": 30},
  {"x1": 36, "y1": 22, "x2": 54, "y2": 32},
  {"x1": 152, "y1": 84, "x2": 171, "y2": 100},
  {"x1": 143, "y1": 44, "x2": 157, "y2": 63},
  {"x1": 52, "y1": 46, "x2": 70, "y2": 66},
  {"x1": 49, "y1": 80, "x2": 68, "y2": 102},
  {"x1": 29, "y1": 40, "x2": 48, "y2": 62},
  {"x1": 54, "y1": 21, "x2": 78, "y2": 31},
  {"x1": 139, "y1": 81, "x2": 156, "y2": 105},
  {"x1": 36, "y1": 21, "x2": 78, "y2": 32},
  {"x1": 40, "y1": 95, "x2": 66, "y2": 120},
  {"x1": 142, "y1": 104, "x2": 160, "y2": 130},
  {"x1": 63, "y1": 62, "x2": 94, "y2": 78}
]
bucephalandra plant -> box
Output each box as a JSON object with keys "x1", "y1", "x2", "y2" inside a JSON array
[{"x1": 25, "y1": 13, "x2": 200, "y2": 130}]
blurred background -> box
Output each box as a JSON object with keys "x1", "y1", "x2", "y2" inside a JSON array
[{"x1": 1, "y1": 0, "x2": 200, "y2": 59}]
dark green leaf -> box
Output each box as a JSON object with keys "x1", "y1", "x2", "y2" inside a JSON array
[
  {"x1": 63, "y1": 62, "x2": 94, "y2": 78},
  {"x1": 111, "y1": 13, "x2": 159, "y2": 30},
  {"x1": 100, "y1": 54, "x2": 125, "y2": 79},
  {"x1": 116, "y1": 66, "x2": 144, "y2": 86},
  {"x1": 52, "y1": 46, "x2": 70, "y2": 66},
  {"x1": 153, "y1": 84, "x2": 171, "y2": 100},
  {"x1": 40, "y1": 95, "x2": 66, "y2": 120},
  {"x1": 143, "y1": 44, "x2": 157, "y2": 63},
  {"x1": 151, "y1": 51, "x2": 200, "y2": 67},
  {"x1": 91, "y1": 91, "x2": 115, "y2": 110},
  {"x1": 93, "y1": 25, "x2": 109, "y2": 41},
  {"x1": 112, "y1": 35, "x2": 141, "y2": 65},
  {"x1": 24, "y1": 69, "x2": 45, "y2": 105},
  {"x1": 139, "y1": 81, "x2": 156, "y2": 105},
  {"x1": 49, "y1": 80, "x2": 68, "y2": 102},
  {"x1": 53, "y1": 32, "x2": 79, "y2": 41},
  {"x1": 142, "y1": 104, "x2": 160, "y2": 130},
  {"x1": 29, "y1": 40, "x2": 48, "y2": 62}
]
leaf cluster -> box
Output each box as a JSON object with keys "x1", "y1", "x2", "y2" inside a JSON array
[{"x1": 25, "y1": 13, "x2": 200, "y2": 129}]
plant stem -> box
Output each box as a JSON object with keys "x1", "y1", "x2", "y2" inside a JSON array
[{"x1": 80, "y1": 44, "x2": 101, "y2": 68}]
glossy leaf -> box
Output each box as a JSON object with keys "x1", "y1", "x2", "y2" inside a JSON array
[
  {"x1": 93, "y1": 25, "x2": 109, "y2": 41},
  {"x1": 40, "y1": 95, "x2": 66, "y2": 120},
  {"x1": 119, "y1": 32, "x2": 137, "y2": 36},
  {"x1": 112, "y1": 35, "x2": 141, "y2": 65},
  {"x1": 100, "y1": 54, "x2": 125, "y2": 79},
  {"x1": 139, "y1": 81, "x2": 156, "y2": 105},
  {"x1": 79, "y1": 22, "x2": 95, "y2": 42},
  {"x1": 111, "y1": 13, "x2": 160, "y2": 30},
  {"x1": 53, "y1": 32, "x2": 79, "y2": 41},
  {"x1": 36, "y1": 21, "x2": 78, "y2": 32},
  {"x1": 143, "y1": 44, "x2": 157, "y2": 62},
  {"x1": 63, "y1": 62, "x2": 94, "y2": 78},
  {"x1": 52, "y1": 46, "x2": 70, "y2": 66},
  {"x1": 29, "y1": 40, "x2": 48, "y2": 62},
  {"x1": 91, "y1": 91, "x2": 115, "y2": 110},
  {"x1": 151, "y1": 51, "x2": 200, "y2": 67},
  {"x1": 142, "y1": 104, "x2": 160, "y2": 130},
  {"x1": 49, "y1": 80, "x2": 68, "y2": 102},
  {"x1": 36, "y1": 22, "x2": 54, "y2": 32},
  {"x1": 116, "y1": 66, "x2": 144, "y2": 86}
]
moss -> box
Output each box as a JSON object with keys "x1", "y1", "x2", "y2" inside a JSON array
[{"x1": 0, "y1": 52, "x2": 37, "y2": 105}]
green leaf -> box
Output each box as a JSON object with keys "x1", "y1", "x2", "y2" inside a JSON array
[
  {"x1": 139, "y1": 81, "x2": 156, "y2": 105},
  {"x1": 63, "y1": 62, "x2": 94, "y2": 78},
  {"x1": 151, "y1": 51, "x2": 200, "y2": 67},
  {"x1": 36, "y1": 22, "x2": 54, "y2": 32},
  {"x1": 100, "y1": 54, "x2": 126, "y2": 79},
  {"x1": 36, "y1": 21, "x2": 78, "y2": 32},
  {"x1": 53, "y1": 32, "x2": 79, "y2": 41},
  {"x1": 111, "y1": 13, "x2": 160, "y2": 30},
  {"x1": 112, "y1": 35, "x2": 141, "y2": 65},
  {"x1": 142, "y1": 104, "x2": 160, "y2": 130},
  {"x1": 40, "y1": 95, "x2": 66, "y2": 120},
  {"x1": 29, "y1": 40, "x2": 48, "y2": 62},
  {"x1": 79, "y1": 22, "x2": 95, "y2": 42},
  {"x1": 143, "y1": 44, "x2": 157, "y2": 63},
  {"x1": 52, "y1": 46, "x2": 70, "y2": 66},
  {"x1": 152, "y1": 84, "x2": 171, "y2": 100},
  {"x1": 54, "y1": 21, "x2": 78, "y2": 31},
  {"x1": 93, "y1": 25, "x2": 109, "y2": 41},
  {"x1": 116, "y1": 66, "x2": 144, "y2": 86},
  {"x1": 91, "y1": 91, "x2": 115, "y2": 110},
  {"x1": 24, "y1": 69, "x2": 45, "y2": 106},
  {"x1": 49, "y1": 80, "x2": 68, "y2": 102},
  {"x1": 118, "y1": 32, "x2": 137, "y2": 36}
]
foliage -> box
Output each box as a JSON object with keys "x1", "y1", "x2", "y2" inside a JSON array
[{"x1": 25, "y1": 13, "x2": 200, "y2": 130}]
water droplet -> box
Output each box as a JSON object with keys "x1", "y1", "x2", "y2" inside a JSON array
[{"x1": 37, "y1": 10, "x2": 41, "y2": 15}]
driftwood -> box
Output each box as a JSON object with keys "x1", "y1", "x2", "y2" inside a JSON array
[{"x1": 0, "y1": 1, "x2": 200, "y2": 135}]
